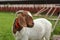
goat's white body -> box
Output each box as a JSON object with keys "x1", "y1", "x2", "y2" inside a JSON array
[{"x1": 14, "y1": 18, "x2": 52, "y2": 40}]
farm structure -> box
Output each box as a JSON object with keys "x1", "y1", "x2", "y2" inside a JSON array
[{"x1": 0, "y1": 4, "x2": 60, "y2": 16}]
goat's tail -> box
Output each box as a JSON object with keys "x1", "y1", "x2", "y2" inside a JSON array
[{"x1": 52, "y1": 14, "x2": 60, "y2": 32}]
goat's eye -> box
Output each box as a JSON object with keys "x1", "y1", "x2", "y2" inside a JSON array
[{"x1": 27, "y1": 15, "x2": 29, "y2": 17}]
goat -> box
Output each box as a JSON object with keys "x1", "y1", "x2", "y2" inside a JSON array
[{"x1": 12, "y1": 10, "x2": 52, "y2": 40}]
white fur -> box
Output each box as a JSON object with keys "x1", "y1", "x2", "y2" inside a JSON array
[
  {"x1": 27, "y1": 11, "x2": 32, "y2": 17},
  {"x1": 13, "y1": 18, "x2": 52, "y2": 40}
]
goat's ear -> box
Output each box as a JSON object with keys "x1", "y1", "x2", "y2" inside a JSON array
[
  {"x1": 26, "y1": 15, "x2": 34, "y2": 28},
  {"x1": 19, "y1": 14, "x2": 27, "y2": 27},
  {"x1": 13, "y1": 26, "x2": 17, "y2": 34}
]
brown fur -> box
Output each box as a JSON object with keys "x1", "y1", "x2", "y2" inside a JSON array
[{"x1": 13, "y1": 18, "x2": 23, "y2": 34}]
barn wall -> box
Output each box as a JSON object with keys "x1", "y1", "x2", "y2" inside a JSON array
[{"x1": 0, "y1": 4, "x2": 60, "y2": 15}]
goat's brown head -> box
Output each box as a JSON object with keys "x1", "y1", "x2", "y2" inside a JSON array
[
  {"x1": 16, "y1": 10, "x2": 34, "y2": 28},
  {"x1": 13, "y1": 10, "x2": 34, "y2": 34}
]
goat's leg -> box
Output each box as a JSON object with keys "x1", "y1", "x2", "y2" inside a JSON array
[
  {"x1": 41, "y1": 37, "x2": 46, "y2": 40},
  {"x1": 43, "y1": 37, "x2": 46, "y2": 40},
  {"x1": 45, "y1": 30, "x2": 51, "y2": 40},
  {"x1": 21, "y1": 35, "x2": 28, "y2": 40}
]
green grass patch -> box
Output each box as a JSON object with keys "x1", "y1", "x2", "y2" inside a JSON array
[{"x1": 0, "y1": 12, "x2": 15, "y2": 40}]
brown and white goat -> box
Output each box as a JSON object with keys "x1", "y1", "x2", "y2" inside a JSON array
[{"x1": 13, "y1": 10, "x2": 52, "y2": 40}]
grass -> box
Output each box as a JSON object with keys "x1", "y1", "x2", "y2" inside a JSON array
[
  {"x1": 0, "y1": 12, "x2": 60, "y2": 40},
  {"x1": 0, "y1": 12, "x2": 15, "y2": 40}
]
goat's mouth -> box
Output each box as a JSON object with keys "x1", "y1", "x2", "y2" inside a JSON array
[
  {"x1": 28, "y1": 22, "x2": 34, "y2": 28},
  {"x1": 27, "y1": 24, "x2": 34, "y2": 28}
]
